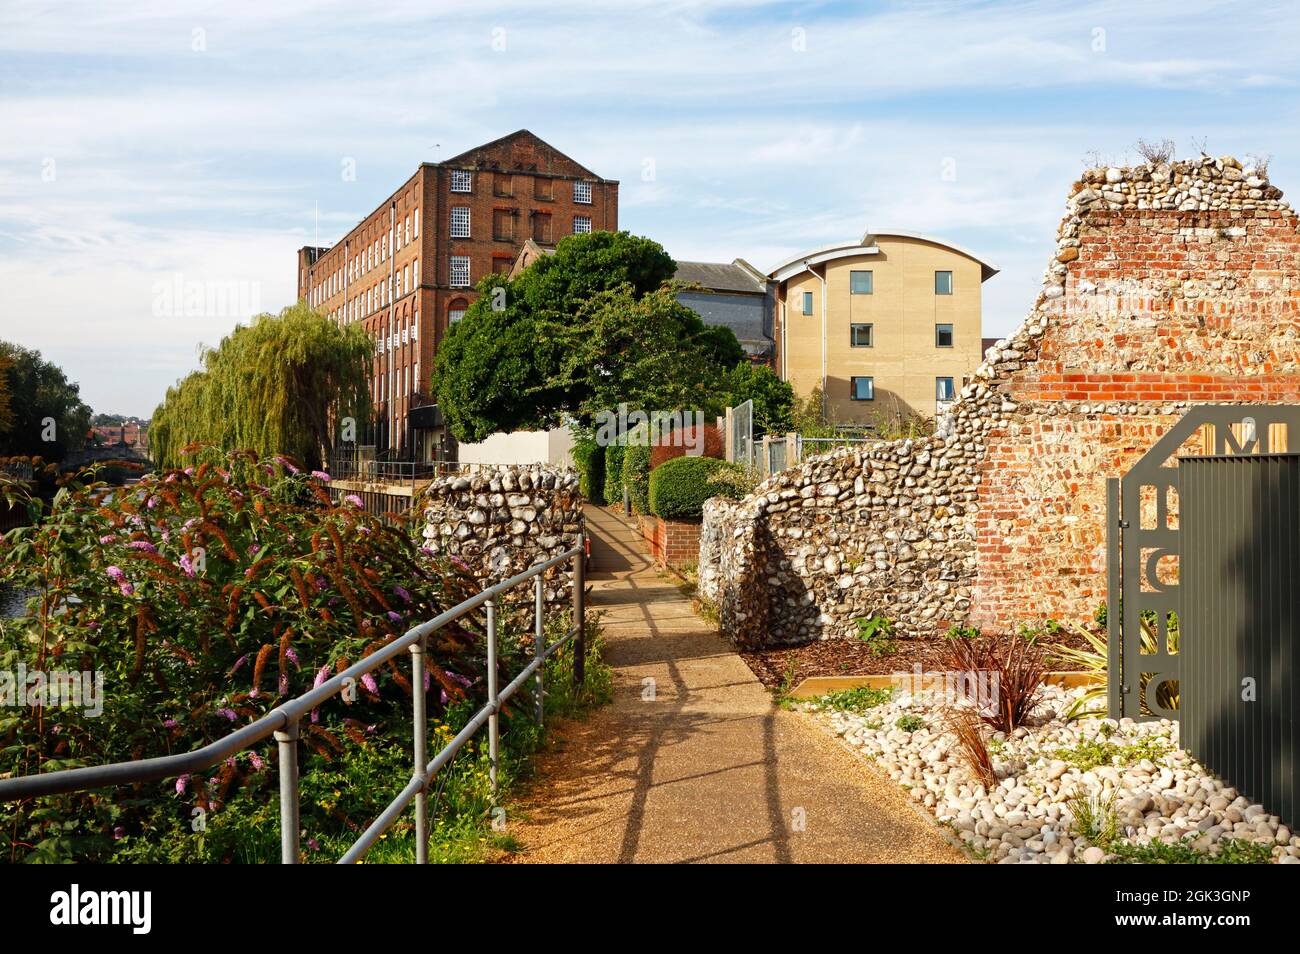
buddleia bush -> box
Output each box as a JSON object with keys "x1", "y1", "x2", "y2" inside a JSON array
[{"x1": 0, "y1": 447, "x2": 518, "y2": 862}]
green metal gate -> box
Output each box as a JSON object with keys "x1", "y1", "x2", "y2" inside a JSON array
[
  {"x1": 1107, "y1": 404, "x2": 1300, "y2": 721},
  {"x1": 1180, "y1": 452, "x2": 1299, "y2": 828}
]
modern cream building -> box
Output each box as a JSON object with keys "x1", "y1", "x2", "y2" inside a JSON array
[{"x1": 770, "y1": 230, "x2": 997, "y2": 424}]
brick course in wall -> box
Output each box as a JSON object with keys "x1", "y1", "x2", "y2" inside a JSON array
[
  {"x1": 638, "y1": 514, "x2": 701, "y2": 568},
  {"x1": 702, "y1": 155, "x2": 1300, "y2": 647}
]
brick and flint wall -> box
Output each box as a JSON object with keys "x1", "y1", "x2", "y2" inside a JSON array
[{"x1": 701, "y1": 156, "x2": 1300, "y2": 646}]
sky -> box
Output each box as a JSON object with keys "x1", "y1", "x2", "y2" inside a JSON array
[{"x1": 1, "y1": 0, "x2": 1299, "y2": 416}]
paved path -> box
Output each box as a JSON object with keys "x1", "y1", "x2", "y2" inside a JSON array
[{"x1": 502, "y1": 505, "x2": 966, "y2": 864}]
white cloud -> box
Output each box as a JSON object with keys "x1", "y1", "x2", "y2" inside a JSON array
[{"x1": 2, "y1": 0, "x2": 1300, "y2": 410}]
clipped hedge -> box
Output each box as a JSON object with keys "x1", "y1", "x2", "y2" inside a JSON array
[
  {"x1": 623, "y1": 443, "x2": 651, "y2": 513},
  {"x1": 649, "y1": 455, "x2": 743, "y2": 520},
  {"x1": 573, "y1": 439, "x2": 606, "y2": 504},
  {"x1": 603, "y1": 445, "x2": 625, "y2": 505}
]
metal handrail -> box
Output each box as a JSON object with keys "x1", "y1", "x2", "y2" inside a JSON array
[{"x1": 0, "y1": 545, "x2": 587, "y2": 864}]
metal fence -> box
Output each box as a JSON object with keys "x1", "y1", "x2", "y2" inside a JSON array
[
  {"x1": 329, "y1": 453, "x2": 462, "y2": 489},
  {"x1": 0, "y1": 546, "x2": 587, "y2": 864},
  {"x1": 1180, "y1": 452, "x2": 1299, "y2": 829}
]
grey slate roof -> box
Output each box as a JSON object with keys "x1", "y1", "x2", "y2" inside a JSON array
[{"x1": 673, "y1": 259, "x2": 767, "y2": 295}]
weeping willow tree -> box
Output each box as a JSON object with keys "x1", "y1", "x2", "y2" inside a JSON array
[{"x1": 151, "y1": 304, "x2": 372, "y2": 470}]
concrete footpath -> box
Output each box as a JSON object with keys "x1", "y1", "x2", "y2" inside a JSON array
[{"x1": 501, "y1": 505, "x2": 966, "y2": 864}]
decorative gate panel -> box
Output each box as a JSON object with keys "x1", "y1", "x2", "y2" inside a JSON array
[{"x1": 1108, "y1": 405, "x2": 1300, "y2": 721}]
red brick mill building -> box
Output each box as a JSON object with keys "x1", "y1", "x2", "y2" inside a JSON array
[{"x1": 296, "y1": 131, "x2": 618, "y2": 460}]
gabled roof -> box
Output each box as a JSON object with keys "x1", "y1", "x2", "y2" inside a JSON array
[
  {"x1": 436, "y1": 129, "x2": 612, "y2": 182},
  {"x1": 674, "y1": 259, "x2": 768, "y2": 294},
  {"x1": 768, "y1": 229, "x2": 999, "y2": 283}
]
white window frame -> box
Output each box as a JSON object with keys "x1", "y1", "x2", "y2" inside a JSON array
[
  {"x1": 451, "y1": 169, "x2": 472, "y2": 193},
  {"x1": 450, "y1": 255, "x2": 470, "y2": 288},
  {"x1": 573, "y1": 180, "x2": 592, "y2": 204},
  {"x1": 573, "y1": 215, "x2": 592, "y2": 235},
  {"x1": 450, "y1": 206, "x2": 470, "y2": 238}
]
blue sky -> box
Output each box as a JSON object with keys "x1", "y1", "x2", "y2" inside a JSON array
[{"x1": 2, "y1": 0, "x2": 1299, "y2": 414}]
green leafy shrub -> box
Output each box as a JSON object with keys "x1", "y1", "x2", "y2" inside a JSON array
[
  {"x1": 572, "y1": 438, "x2": 605, "y2": 504},
  {"x1": 895, "y1": 714, "x2": 926, "y2": 733},
  {"x1": 856, "y1": 615, "x2": 897, "y2": 656},
  {"x1": 602, "y1": 445, "x2": 625, "y2": 506},
  {"x1": 1108, "y1": 837, "x2": 1273, "y2": 865},
  {"x1": 1050, "y1": 732, "x2": 1173, "y2": 771},
  {"x1": 817, "y1": 685, "x2": 894, "y2": 713},
  {"x1": 705, "y1": 462, "x2": 758, "y2": 500},
  {"x1": 648, "y1": 455, "x2": 742, "y2": 519},
  {"x1": 623, "y1": 443, "x2": 651, "y2": 513}
]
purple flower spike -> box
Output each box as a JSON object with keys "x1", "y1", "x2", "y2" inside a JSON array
[
  {"x1": 361, "y1": 672, "x2": 378, "y2": 694},
  {"x1": 311, "y1": 470, "x2": 331, "y2": 482},
  {"x1": 176, "y1": 775, "x2": 189, "y2": 795}
]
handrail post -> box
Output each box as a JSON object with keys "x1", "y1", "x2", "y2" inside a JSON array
[
  {"x1": 274, "y1": 719, "x2": 301, "y2": 864},
  {"x1": 573, "y1": 544, "x2": 586, "y2": 687},
  {"x1": 411, "y1": 635, "x2": 429, "y2": 864},
  {"x1": 534, "y1": 574, "x2": 545, "y2": 727},
  {"x1": 486, "y1": 598, "x2": 499, "y2": 799}
]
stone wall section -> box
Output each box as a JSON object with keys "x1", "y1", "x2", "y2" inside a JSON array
[
  {"x1": 422, "y1": 465, "x2": 583, "y2": 605},
  {"x1": 703, "y1": 156, "x2": 1300, "y2": 647}
]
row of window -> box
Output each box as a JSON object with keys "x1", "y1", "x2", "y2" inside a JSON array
[
  {"x1": 449, "y1": 206, "x2": 590, "y2": 243},
  {"x1": 308, "y1": 209, "x2": 420, "y2": 308},
  {"x1": 800, "y1": 269, "x2": 954, "y2": 313},
  {"x1": 849, "y1": 323, "x2": 955, "y2": 348},
  {"x1": 372, "y1": 320, "x2": 419, "y2": 354},
  {"x1": 450, "y1": 168, "x2": 594, "y2": 204},
  {"x1": 850, "y1": 376, "x2": 957, "y2": 402},
  {"x1": 324, "y1": 260, "x2": 421, "y2": 324},
  {"x1": 373, "y1": 363, "x2": 420, "y2": 406}
]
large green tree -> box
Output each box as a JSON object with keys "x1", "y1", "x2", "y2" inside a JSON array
[
  {"x1": 720, "y1": 361, "x2": 794, "y2": 438},
  {"x1": 0, "y1": 342, "x2": 92, "y2": 460},
  {"x1": 433, "y1": 231, "x2": 742, "y2": 441},
  {"x1": 150, "y1": 303, "x2": 372, "y2": 470}
]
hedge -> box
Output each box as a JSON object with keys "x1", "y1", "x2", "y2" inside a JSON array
[
  {"x1": 648, "y1": 455, "x2": 736, "y2": 519},
  {"x1": 572, "y1": 439, "x2": 606, "y2": 504},
  {"x1": 623, "y1": 443, "x2": 651, "y2": 513},
  {"x1": 603, "y1": 445, "x2": 625, "y2": 505}
]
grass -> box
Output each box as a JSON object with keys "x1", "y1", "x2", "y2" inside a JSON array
[
  {"x1": 173, "y1": 615, "x2": 614, "y2": 865},
  {"x1": 1067, "y1": 789, "x2": 1119, "y2": 847}
]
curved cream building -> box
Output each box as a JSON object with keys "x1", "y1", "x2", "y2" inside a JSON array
[{"x1": 770, "y1": 230, "x2": 997, "y2": 424}]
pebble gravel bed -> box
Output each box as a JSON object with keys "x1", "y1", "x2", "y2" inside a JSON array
[{"x1": 809, "y1": 685, "x2": 1300, "y2": 864}]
